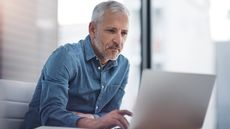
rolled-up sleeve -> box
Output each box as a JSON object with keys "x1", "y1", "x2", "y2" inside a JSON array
[{"x1": 39, "y1": 46, "x2": 81, "y2": 127}]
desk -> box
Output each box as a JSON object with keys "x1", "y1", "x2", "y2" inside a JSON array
[
  {"x1": 36, "y1": 126, "x2": 85, "y2": 129},
  {"x1": 36, "y1": 126, "x2": 119, "y2": 129}
]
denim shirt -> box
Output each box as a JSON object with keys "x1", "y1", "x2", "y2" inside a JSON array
[{"x1": 21, "y1": 35, "x2": 130, "y2": 129}]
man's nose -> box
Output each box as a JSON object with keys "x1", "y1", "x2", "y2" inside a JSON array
[{"x1": 113, "y1": 33, "x2": 123, "y2": 45}]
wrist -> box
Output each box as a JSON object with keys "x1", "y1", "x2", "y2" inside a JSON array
[
  {"x1": 93, "y1": 114, "x2": 100, "y2": 119},
  {"x1": 76, "y1": 117, "x2": 99, "y2": 129}
]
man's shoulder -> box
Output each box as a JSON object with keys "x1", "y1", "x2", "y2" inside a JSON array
[
  {"x1": 62, "y1": 41, "x2": 83, "y2": 52},
  {"x1": 57, "y1": 41, "x2": 83, "y2": 56},
  {"x1": 118, "y1": 54, "x2": 129, "y2": 62},
  {"x1": 117, "y1": 54, "x2": 130, "y2": 66},
  {"x1": 48, "y1": 41, "x2": 84, "y2": 65}
]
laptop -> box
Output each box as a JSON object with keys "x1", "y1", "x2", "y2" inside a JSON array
[{"x1": 128, "y1": 70, "x2": 216, "y2": 129}]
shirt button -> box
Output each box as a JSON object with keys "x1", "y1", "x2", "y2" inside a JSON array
[
  {"x1": 98, "y1": 67, "x2": 100, "y2": 70},
  {"x1": 102, "y1": 85, "x2": 104, "y2": 89},
  {"x1": 96, "y1": 106, "x2": 99, "y2": 110}
]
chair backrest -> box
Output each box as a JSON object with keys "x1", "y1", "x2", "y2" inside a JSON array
[{"x1": 0, "y1": 79, "x2": 36, "y2": 129}]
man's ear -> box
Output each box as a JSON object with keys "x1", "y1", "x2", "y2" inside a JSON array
[{"x1": 89, "y1": 22, "x2": 96, "y2": 37}]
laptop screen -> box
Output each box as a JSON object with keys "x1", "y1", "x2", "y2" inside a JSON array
[{"x1": 129, "y1": 70, "x2": 216, "y2": 129}]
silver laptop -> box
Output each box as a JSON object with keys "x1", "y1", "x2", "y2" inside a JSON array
[{"x1": 129, "y1": 70, "x2": 216, "y2": 129}]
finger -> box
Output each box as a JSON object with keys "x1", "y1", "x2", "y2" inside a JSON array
[
  {"x1": 118, "y1": 110, "x2": 133, "y2": 116},
  {"x1": 115, "y1": 114, "x2": 129, "y2": 129},
  {"x1": 113, "y1": 118, "x2": 126, "y2": 129},
  {"x1": 124, "y1": 116, "x2": 129, "y2": 126}
]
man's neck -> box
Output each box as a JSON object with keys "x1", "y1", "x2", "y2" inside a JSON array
[{"x1": 99, "y1": 58, "x2": 108, "y2": 66}]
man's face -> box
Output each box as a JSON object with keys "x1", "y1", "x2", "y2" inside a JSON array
[{"x1": 90, "y1": 10, "x2": 129, "y2": 64}]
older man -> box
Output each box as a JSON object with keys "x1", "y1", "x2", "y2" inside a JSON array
[{"x1": 21, "y1": 1, "x2": 132, "y2": 129}]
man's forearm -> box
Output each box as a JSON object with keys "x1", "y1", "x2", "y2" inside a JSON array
[{"x1": 76, "y1": 117, "x2": 100, "y2": 129}]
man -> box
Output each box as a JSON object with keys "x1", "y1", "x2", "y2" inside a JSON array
[{"x1": 21, "y1": 1, "x2": 132, "y2": 129}]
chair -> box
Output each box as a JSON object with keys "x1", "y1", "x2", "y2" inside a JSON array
[{"x1": 0, "y1": 79, "x2": 36, "y2": 129}]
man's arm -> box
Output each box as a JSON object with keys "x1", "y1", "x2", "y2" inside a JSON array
[{"x1": 39, "y1": 46, "x2": 81, "y2": 127}]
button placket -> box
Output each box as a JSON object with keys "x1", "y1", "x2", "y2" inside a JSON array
[
  {"x1": 101, "y1": 84, "x2": 104, "y2": 89},
  {"x1": 101, "y1": 73, "x2": 106, "y2": 91},
  {"x1": 95, "y1": 69, "x2": 103, "y2": 113}
]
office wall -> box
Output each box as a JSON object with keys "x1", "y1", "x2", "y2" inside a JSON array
[{"x1": 0, "y1": 0, "x2": 58, "y2": 82}]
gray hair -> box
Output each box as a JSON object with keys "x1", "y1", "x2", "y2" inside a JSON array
[{"x1": 91, "y1": 0, "x2": 129, "y2": 23}]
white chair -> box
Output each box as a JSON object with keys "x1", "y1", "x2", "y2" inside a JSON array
[{"x1": 0, "y1": 79, "x2": 36, "y2": 129}]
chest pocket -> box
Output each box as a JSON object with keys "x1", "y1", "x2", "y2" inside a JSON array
[{"x1": 98, "y1": 84, "x2": 124, "y2": 112}]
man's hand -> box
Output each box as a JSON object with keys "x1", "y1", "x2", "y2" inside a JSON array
[{"x1": 76, "y1": 109, "x2": 132, "y2": 129}]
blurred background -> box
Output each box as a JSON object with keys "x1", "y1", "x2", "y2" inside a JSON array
[{"x1": 0, "y1": 0, "x2": 229, "y2": 129}]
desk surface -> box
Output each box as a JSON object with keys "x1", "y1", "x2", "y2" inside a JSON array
[
  {"x1": 36, "y1": 126, "x2": 84, "y2": 129},
  {"x1": 36, "y1": 126, "x2": 119, "y2": 129}
]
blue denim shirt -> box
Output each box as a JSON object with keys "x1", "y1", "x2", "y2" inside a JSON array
[{"x1": 21, "y1": 35, "x2": 130, "y2": 129}]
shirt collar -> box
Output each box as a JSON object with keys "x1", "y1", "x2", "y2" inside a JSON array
[
  {"x1": 84, "y1": 35, "x2": 96, "y2": 61},
  {"x1": 84, "y1": 35, "x2": 118, "y2": 67}
]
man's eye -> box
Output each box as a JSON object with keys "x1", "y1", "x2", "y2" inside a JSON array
[
  {"x1": 107, "y1": 29, "x2": 116, "y2": 33},
  {"x1": 122, "y1": 31, "x2": 128, "y2": 36}
]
